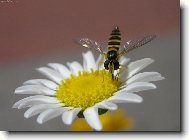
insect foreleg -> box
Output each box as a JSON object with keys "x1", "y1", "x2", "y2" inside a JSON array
[{"x1": 111, "y1": 63, "x2": 115, "y2": 80}]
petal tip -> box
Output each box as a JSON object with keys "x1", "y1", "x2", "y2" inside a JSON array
[
  {"x1": 47, "y1": 63, "x2": 53, "y2": 66},
  {"x1": 12, "y1": 104, "x2": 17, "y2": 109},
  {"x1": 137, "y1": 96, "x2": 143, "y2": 103},
  {"x1": 160, "y1": 76, "x2": 165, "y2": 80},
  {"x1": 66, "y1": 62, "x2": 71, "y2": 66},
  {"x1": 14, "y1": 87, "x2": 20, "y2": 93},
  {"x1": 144, "y1": 58, "x2": 155, "y2": 64},
  {"x1": 36, "y1": 67, "x2": 41, "y2": 71},
  {"x1": 36, "y1": 67, "x2": 46, "y2": 72},
  {"x1": 148, "y1": 58, "x2": 154, "y2": 62},
  {"x1": 64, "y1": 121, "x2": 72, "y2": 125},
  {"x1": 152, "y1": 84, "x2": 157, "y2": 89},
  {"x1": 24, "y1": 113, "x2": 30, "y2": 119},
  {"x1": 17, "y1": 105, "x2": 23, "y2": 110},
  {"x1": 94, "y1": 124, "x2": 102, "y2": 131},
  {"x1": 37, "y1": 118, "x2": 43, "y2": 124},
  {"x1": 36, "y1": 68, "x2": 44, "y2": 73}
]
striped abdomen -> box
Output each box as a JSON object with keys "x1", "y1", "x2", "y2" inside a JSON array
[{"x1": 108, "y1": 26, "x2": 121, "y2": 51}]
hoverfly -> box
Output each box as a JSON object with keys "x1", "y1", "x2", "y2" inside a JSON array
[{"x1": 75, "y1": 26, "x2": 156, "y2": 80}]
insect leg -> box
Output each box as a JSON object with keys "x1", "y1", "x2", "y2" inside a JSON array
[
  {"x1": 102, "y1": 69, "x2": 105, "y2": 82},
  {"x1": 115, "y1": 70, "x2": 120, "y2": 81},
  {"x1": 111, "y1": 63, "x2": 115, "y2": 80}
]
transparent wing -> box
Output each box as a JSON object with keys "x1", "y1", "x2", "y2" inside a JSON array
[
  {"x1": 120, "y1": 35, "x2": 156, "y2": 56},
  {"x1": 74, "y1": 38, "x2": 106, "y2": 55}
]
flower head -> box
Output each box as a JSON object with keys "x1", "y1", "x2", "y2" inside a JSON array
[{"x1": 13, "y1": 51, "x2": 164, "y2": 131}]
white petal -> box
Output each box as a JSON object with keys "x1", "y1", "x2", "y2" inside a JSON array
[
  {"x1": 83, "y1": 51, "x2": 96, "y2": 71},
  {"x1": 37, "y1": 107, "x2": 72, "y2": 124},
  {"x1": 120, "y1": 82, "x2": 156, "y2": 93},
  {"x1": 83, "y1": 107, "x2": 102, "y2": 131},
  {"x1": 122, "y1": 58, "x2": 154, "y2": 80},
  {"x1": 15, "y1": 85, "x2": 55, "y2": 96},
  {"x1": 17, "y1": 96, "x2": 60, "y2": 109},
  {"x1": 62, "y1": 108, "x2": 81, "y2": 125},
  {"x1": 108, "y1": 92, "x2": 143, "y2": 103},
  {"x1": 13, "y1": 95, "x2": 48, "y2": 108},
  {"x1": 96, "y1": 54, "x2": 104, "y2": 70},
  {"x1": 126, "y1": 72, "x2": 165, "y2": 85},
  {"x1": 95, "y1": 101, "x2": 118, "y2": 110},
  {"x1": 67, "y1": 61, "x2": 83, "y2": 76},
  {"x1": 117, "y1": 57, "x2": 130, "y2": 79},
  {"x1": 48, "y1": 63, "x2": 71, "y2": 79},
  {"x1": 23, "y1": 79, "x2": 58, "y2": 90},
  {"x1": 119, "y1": 57, "x2": 130, "y2": 66},
  {"x1": 36, "y1": 67, "x2": 63, "y2": 84},
  {"x1": 24, "y1": 104, "x2": 62, "y2": 118}
]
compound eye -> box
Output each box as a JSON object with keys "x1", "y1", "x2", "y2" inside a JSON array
[{"x1": 104, "y1": 60, "x2": 110, "y2": 70}]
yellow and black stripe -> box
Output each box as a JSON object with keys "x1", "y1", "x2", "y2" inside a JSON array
[{"x1": 108, "y1": 26, "x2": 121, "y2": 51}]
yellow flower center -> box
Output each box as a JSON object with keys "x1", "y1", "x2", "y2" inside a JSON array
[{"x1": 56, "y1": 70, "x2": 120, "y2": 109}]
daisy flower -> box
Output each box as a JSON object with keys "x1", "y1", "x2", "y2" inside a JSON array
[{"x1": 13, "y1": 51, "x2": 164, "y2": 131}]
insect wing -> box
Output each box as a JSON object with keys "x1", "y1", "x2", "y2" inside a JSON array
[
  {"x1": 74, "y1": 38, "x2": 105, "y2": 54},
  {"x1": 120, "y1": 35, "x2": 156, "y2": 56}
]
